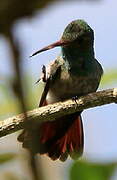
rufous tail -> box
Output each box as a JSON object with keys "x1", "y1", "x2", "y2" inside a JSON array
[
  {"x1": 38, "y1": 112, "x2": 84, "y2": 161},
  {"x1": 18, "y1": 101, "x2": 84, "y2": 161}
]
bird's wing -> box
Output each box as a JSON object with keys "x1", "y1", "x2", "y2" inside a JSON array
[{"x1": 38, "y1": 56, "x2": 64, "y2": 107}]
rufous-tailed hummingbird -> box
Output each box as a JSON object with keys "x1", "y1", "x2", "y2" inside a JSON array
[{"x1": 18, "y1": 19, "x2": 103, "y2": 161}]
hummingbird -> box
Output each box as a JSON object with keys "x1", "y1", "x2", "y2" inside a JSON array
[{"x1": 18, "y1": 19, "x2": 103, "y2": 161}]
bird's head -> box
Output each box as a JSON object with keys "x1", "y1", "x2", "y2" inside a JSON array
[{"x1": 30, "y1": 20, "x2": 94, "y2": 57}]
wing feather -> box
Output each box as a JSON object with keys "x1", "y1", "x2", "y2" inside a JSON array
[{"x1": 39, "y1": 56, "x2": 64, "y2": 107}]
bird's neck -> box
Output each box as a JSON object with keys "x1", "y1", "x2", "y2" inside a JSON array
[{"x1": 61, "y1": 45, "x2": 95, "y2": 68}]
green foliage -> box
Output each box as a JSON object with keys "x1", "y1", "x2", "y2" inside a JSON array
[
  {"x1": 100, "y1": 69, "x2": 117, "y2": 87},
  {"x1": 0, "y1": 153, "x2": 16, "y2": 165},
  {"x1": 70, "y1": 160, "x2": 117, "y2": 180},
  {"x1": 3, "y1": 172, "x2": 22, "y2": 180}
]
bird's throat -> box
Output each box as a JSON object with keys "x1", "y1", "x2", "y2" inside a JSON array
[{"x1": 61, "y1": 45, "x2": 94, "y2": 70}]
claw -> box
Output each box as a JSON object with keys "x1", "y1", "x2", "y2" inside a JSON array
[
  {"x1": 35, "y1": 65, "x2": 47, "y2": 84},
  {"x1": 72, "y1": 96, "x2": 78, "y2": 106},
  {"x1": 42, "y1": 65, "x2": 47, "y2": 82},
  {"x1": 35, "y1": 78, "x2": 41, "y2": 84}
]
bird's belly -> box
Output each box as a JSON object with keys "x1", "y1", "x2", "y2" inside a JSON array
[{"x1": 47, "y1": 75, "x2": 99, "y2": 103}]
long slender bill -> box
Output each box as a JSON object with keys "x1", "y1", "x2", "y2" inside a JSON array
[{"x1": 30, "y1": 40, "x2": 69, "y2": 57}]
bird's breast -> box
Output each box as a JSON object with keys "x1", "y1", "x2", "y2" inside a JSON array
[{"x1": 47, "y1": 70, "x2": 100, "y2": 103}]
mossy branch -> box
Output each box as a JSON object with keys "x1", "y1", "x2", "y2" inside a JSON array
[{"x1": 0, "y1": 88, "x2": 117, "y2": 138}]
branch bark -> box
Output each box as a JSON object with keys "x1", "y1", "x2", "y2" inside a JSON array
[{"x1": 0, "y1": 88, "x2": 117, "y2": 138}]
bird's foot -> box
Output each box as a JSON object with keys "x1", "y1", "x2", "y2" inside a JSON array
[
  {"x1": 35, "y1": 65, "x2": 47, "y2": 84},
  {"x1": 72, "y1": 96, "x2": 78, "y2": 106},
  {"x1": 42, "y1": 65, "x2": 47, "y2": 82}
]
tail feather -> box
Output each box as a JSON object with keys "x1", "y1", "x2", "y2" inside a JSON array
[
  {"x1": 18, "y1": 100, "x2": 84, "y2": 161},
  {"x1": 39, "y1": 114, "x2": 84, "y2": 161}
]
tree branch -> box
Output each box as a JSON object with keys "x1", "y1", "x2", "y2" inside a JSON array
[{"x1": 0, "y1": 88, "x2": 117, "y2": 138}]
